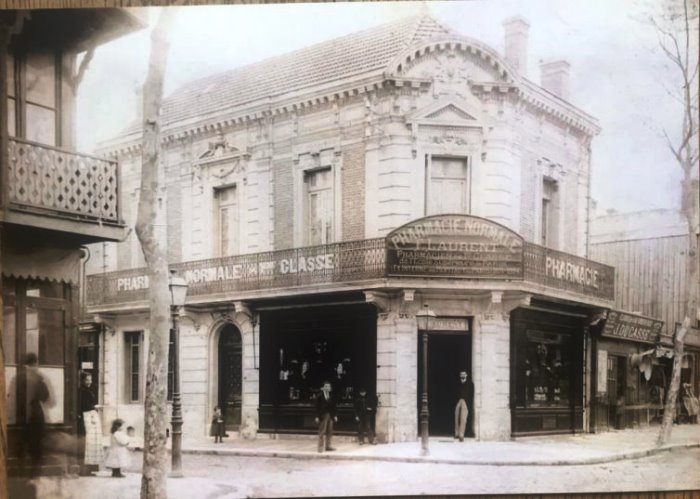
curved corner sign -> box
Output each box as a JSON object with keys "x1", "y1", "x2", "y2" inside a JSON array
[{"x1": 386, "y1": 215, "x2": 524, "y2": 279}]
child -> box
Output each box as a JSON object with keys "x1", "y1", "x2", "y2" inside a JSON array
[
  {"x1": 104, "y1": 419, "x2": 130, "y2": 477},
  {"x1": 210, "y1": 406, "x2": 225, "y2": 443}
]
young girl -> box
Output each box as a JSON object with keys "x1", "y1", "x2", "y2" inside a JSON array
[
  {"x1": 104, "y1": 419, "x2": 130, "y2": 477},
  {"x1": 210, "y1": 406, "x2": 225, "y2": 443}
]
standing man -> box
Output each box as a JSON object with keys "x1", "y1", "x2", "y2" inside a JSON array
[
  {"x1": 353, "y1": 387, "x2": 377, "y2": 445},
  {"x1": 314, "y1": 380, "x2": 337, "y2": 453},
  {"x1": 454, "y1": 370, "x2": 473, "y2": 442}
]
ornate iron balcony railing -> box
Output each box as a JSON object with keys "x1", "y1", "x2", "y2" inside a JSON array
[{"x1": 86, "y1": 237, "x2": 615, "y2": 308}]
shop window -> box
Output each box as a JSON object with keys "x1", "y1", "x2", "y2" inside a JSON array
[
  {"x1": 541, "y1": 178, "x2": 559, "y2": 248},
  {"x1": 522, "y1": 330, "x2": 573, "y2": 408},
  {"x1": 263, "y1": 305, "x2": 376, "y2": 409},
  {"x1": 2, "y1": 277, "x2": 70, "y2": 425},
  {"x1": 125, "y1": 331, "x2": 142, "y2": 403},
  {"x1": 427, "y1": 156, "x2": 469, "y2": 215},
  {"x1": 3, "y1": 302, "x2": 16, "y2": 365},
  {"x1": 304, "y1": 167, "x2": 334, "y2": 245},
  {"x1": 214, "y1": 185, "x2": 239, "y2": 256},
  {"x1": 28, "y1": 305, "x2": 65, "y2": 366}
]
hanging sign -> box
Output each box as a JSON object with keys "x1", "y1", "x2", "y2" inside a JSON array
[
  {"x1": 386, "y1": 215, "x2": 524, "y2": 279},
  {"x1": 601, "y1": 310, "x2": 663, "y2": 344}
]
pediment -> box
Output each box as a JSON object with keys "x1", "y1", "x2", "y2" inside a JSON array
[
  {"x1": 408, "y1": 98, "x2": 483, "y2": 127},
  {"x1": 426, "y1": 104, "x2": 476, "y2": 121},
  {"x1": 197, "y1": 133, "x2": 250, "y2": 166}
]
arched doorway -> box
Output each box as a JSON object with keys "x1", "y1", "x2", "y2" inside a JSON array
[{"x1": 218, "y1": 324, "x2": 242, "y2": 430}]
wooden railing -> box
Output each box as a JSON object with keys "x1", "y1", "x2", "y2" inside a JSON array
[
  {"x1": 86, "y1": 237, "x2": 615, "y2": 307},
  {"x1": 7, "y1": 137, "x2": 120, "y2": 223}
]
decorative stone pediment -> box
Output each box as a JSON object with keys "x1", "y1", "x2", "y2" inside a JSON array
[
  {"x1": 195, "y1": 132, "x2": 250, "y2": 181},
  {"x1": 408, "y1": 97, "x2": 483, "y2": 128}
]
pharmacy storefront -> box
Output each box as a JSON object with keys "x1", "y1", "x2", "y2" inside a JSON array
[{"x1": 86, "y1": 215, "x2": 616, "y2": 441}]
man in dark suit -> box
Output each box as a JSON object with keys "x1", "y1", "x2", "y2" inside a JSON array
[
  {"x1": 314, "y1": 380, "x2": 337, "y2": 453},
  {"x1": 354, "y1": 387, "x2": 377, "y2": 445},
  {"x1": 454, "y1": 370, "x2": 474, "y2": 442}
]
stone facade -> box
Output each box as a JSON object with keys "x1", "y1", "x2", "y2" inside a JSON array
[{"x1": 87, "y1": 15, "x2": 604, "y2": 443}]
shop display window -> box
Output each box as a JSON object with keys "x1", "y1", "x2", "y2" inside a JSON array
[
  {"x1": 522, "y1": 330, "x2": 573, "y2": 408},
  {"x1": 261, "y1": 303, "x2": 376, "y2": 409},
  {"x1": 276, "y1": 339, "x2": 358, "y2": 404}
]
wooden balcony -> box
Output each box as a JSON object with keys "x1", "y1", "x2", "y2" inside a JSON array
[
  {"x1": 86, "y1": 237, "x2": 615, "y2": 310},
  {"x1": 3, "y1": 137, "x2": 125, "y2": 242}
]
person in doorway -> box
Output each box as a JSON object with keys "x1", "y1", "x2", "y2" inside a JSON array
[
  {"x1": 19, "y1": 353, "x2": 50, "y2": 476},
  {"x1": 353, "y1": 387, "x2": 377, "y2": 445},
  {"x1": 210, "y1": 406, "x2": 225, "y2": 443},
  {"x1": 454, "y1": 370, "x2": 474, "y2": 442},
  {"x1": 314, "y1": 380, "x2": 337, "y2": 453},
  {"x1": 104, "y1": 419, "x2": 130, "y2": 477},
  {"x1": 78, "y1": 372, "x2": 101, "y2": 475}
]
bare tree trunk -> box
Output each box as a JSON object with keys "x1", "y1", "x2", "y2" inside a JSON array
[
  {"x1": 653, "y1": 0, "x2": 699, "y2": 446},
  {"x1": 136, "y1": 10, "x2": 176, "y2": 499}
]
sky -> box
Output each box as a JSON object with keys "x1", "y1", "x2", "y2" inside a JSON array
[{"x1": 76, "y1": 0, "x2": 694, "y2": 214}]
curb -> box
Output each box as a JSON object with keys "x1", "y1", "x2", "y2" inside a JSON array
[{"x1": 157, "y1": 441, "x2": 700, "y2": 467}]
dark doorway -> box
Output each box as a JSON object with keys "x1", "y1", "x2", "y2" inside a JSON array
[
  {"x1": 218, "y1": 325, "x2": 242, "y2": 430},
  {"x1": 418, "y1": 332, "x2": 471, "y2": 437},
  {"x1": 78, "y1": 326, "x2": 101, "y2": 400}
]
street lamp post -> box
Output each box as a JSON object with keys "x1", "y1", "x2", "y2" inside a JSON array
[
  {"x1": 415, "y1": 304, "x2": 436, "y2": 457},
  {"x1": 169, "y1": 270, "x2": 188, "y2": 478}
]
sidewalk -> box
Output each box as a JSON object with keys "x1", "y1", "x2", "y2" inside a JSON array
[
  {"x1": 158, "y1": 424, "x2": 700, "y2": 466},
  {"x1": 13, "y1": 426, "x2": 699, "y2": 499}
]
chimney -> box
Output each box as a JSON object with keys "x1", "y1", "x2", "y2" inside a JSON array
[
  {"x1": 540, "y1": 60, "x2": 571, "y2": 100},
  {"x1": 502, "y1": 16, "x2": 530, "y2": 76}
]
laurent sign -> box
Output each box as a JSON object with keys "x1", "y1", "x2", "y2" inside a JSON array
[
  {"x1": 601, "y1": 310, "x2": 663, "y2": 344},
  {"x1": 386, "y1": 215, "x2": 524, "y2": 279}
]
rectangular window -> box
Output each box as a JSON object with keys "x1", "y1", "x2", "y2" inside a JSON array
[
  {"x1": 3, "y1": 301, "x2": 16, "y2": 365},
  {"x1": 125, "y1": 331, "x2": 142, "y2": 403},
  {"x1": 214, "y1": 185, "x2": 239, "y2": 256},
  {"x1": 8, "y1": 49, "x2": 59, "y2": 146},
  {"x1": 304, "y1": 167, "x2": 333, "y2": 245},
  {"x1": 541, "y1": 178, "x2": 558, "y2": 247},
  {"x1": 428, "y1": 156, "x2": 469, "y2": 215}
]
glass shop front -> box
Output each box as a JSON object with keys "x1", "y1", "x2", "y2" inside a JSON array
[
  {"x1": 258, "y1": 302, "x2": 377, "y2": 433},
  {"x1": 510, "y1": 306, "x2": 585, "y2": 435}
]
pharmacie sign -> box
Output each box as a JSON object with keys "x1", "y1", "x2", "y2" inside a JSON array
[
  {"x1": 601, "y1": 310, "x2": 663, "y2": 344},
  {"x1": 386, "y1": 215, "x2": 524, "y2": 279}
]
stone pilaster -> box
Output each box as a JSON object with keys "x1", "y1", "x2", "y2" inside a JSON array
[
  {"x1": 393, "y1": 316, "x2": 418, "y2": 442},
  {"x1": 470, "y1": 291, "x2": 530, "y2": 441},
  {"x1": 374, "y1": 312, "x2": 395, "y2": 443},
  {"x1": 473, "y1": 312, "x2": 511, "y2": 440},
  {"x1": 235, "y1": 302, "x2": 259, "y2": 439},
  {"x1": 367, "y1": 290, "x2": 417, "y2": 443}
]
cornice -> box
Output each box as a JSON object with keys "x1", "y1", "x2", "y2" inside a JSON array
[{"x1": 100, "y1": 50, "x2": 600, "y2": 158}]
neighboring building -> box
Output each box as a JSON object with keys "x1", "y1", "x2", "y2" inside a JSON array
[
  {"x1": 86, "y1": 15, "x2": 615, "y2": 442},
  {"x1": 0, "y1": 9, "x2": 143, "y2": 474},
  {"x1": 590, "y1": 208, "x2": 699, "y2": 430}
]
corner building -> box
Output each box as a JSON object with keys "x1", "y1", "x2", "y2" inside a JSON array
[{"x1": 86, "y1": 15, "x2": 615, "y2": 442}]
